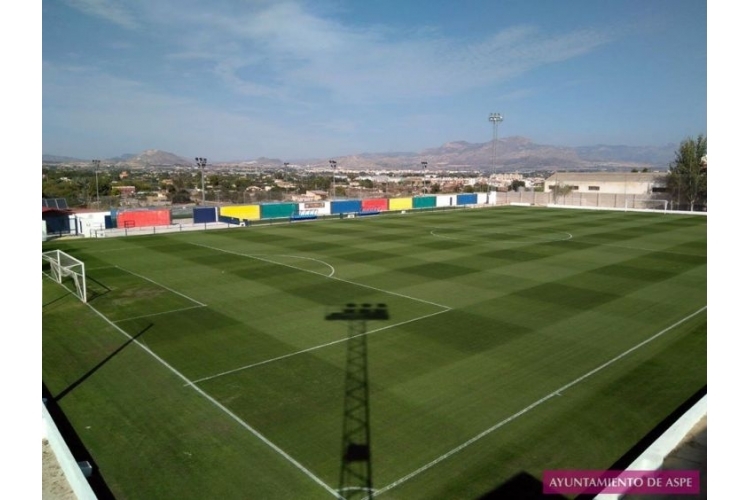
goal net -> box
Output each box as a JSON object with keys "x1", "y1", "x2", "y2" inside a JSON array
[
  {"x1": 625, "y1": 198, "x2": 668, "y2": 213},
  {"x1": 42, "y1": 249, "x2": 87, "y2": 303}
]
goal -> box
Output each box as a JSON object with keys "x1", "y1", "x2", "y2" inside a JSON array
[
  {"x1": 42, "y1": 249, "x2": 87, "y2": 303},
  {"x1": 625, "y1": 198, "x2": 668, "y2": 213}
]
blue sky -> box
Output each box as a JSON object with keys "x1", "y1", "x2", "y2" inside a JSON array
[{"x1": 41, "y1": 0, "x2": 707, "y2": 161}]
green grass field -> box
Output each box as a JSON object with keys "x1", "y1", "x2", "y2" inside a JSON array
[{"x1": 42, "y1": 206, "x2": 707, "y2": 499}]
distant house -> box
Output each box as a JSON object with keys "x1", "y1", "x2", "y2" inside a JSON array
[
  {"x1": 544, "y1": 172, "x2": 668, "y2": 195},
  {"x1": 113, "y1": 186, "x2": 137, "y2": 197},
  {"x1": 291, "y1": 192, "x2": 325, "y2": 202}
]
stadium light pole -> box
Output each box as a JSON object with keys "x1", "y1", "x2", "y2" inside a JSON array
[
  {"x1": 195, "y1": 157, "x2": 207, "y2": 205},
  {"x1": 92, "y1": 159, "x2": 101, "y2": 206},
  {"x1": 330, "y1": 160, "x2": 337, "y2": 199},
  {"x1": 488, "y1": 113, "x2": 503, "y2": 192},
  {"x1": 421, "y1": 162, "x2": 428, "y2": 195}
]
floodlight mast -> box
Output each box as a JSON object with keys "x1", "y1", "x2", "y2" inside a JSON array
[
  {"x1": 330, "y1": 160, "x2": 337, "y2": 200},
  {"x1": 488, "y1": 113, "x2": 503, "y2": 191},
  {"x1": 92, "y1": 159, "x2": 101, "y2": 206},
  {"x1": 421, "y1": 162, "x2": 428, "y2": 195},
  {"x1": 195, "y1": 157, "x2": 207, "y2": 204}
]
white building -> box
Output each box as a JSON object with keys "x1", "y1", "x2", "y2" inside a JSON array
[{"x1": 544, "y1": 172, "x2": 668, "y2": 196}]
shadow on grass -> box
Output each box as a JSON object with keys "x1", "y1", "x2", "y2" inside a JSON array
[
  {"x1": 327, "y1": 303, "x2": 389, "y2": 500},
  {"x1": 42, "y1": 292, "x2": 73, "y2": 309},
  {"x1": 574, "y1": 384, "x2": 707, "y2": 500},
  {"x1": 54, "y1": 323, "x2": 153, "y2": 402},
  {"x1": 473, "y1": 386, "x2": 706, "y2": 500},
  {"x1": 43, "y1": 383, "x2": 116, "y2": 500},
  {"x1": 85, "y1": 274, "x2": 113, "y2": 301},
  {"x1": 475, "y1": 471, "x2": 568, "y2": 499}
]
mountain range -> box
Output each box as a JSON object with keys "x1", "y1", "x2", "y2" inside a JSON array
[{"x1": 42, "y1": 137, "x2": 678, "y2": 172}]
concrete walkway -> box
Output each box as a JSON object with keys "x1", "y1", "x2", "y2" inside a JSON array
[{"x1": 622, "y1": 416, "x2": 707, "y2": 500}]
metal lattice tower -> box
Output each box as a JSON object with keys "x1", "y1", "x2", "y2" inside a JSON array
[
  {"x1": 195, "y1": 157, "x2": 207, "y2": 204},
  {"x1": 488, "y1": 113, "x2": 503, "y2": 188},
  {"x1": 326, "y1": 303, "x2": 389, "y2": 500}
]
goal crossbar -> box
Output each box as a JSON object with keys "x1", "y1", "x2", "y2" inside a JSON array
[
  {"x1": 624, "y1": 198, "x2": 669, "y2": 213},
  {"x1": 42, "y1": 249, "x2": 87, "y2": 303}
]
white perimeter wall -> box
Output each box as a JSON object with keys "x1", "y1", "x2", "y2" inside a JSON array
[
  {"x1": 436, "y1": 195, "x2": 456, "y2": 207},
  {"x1": 42, "y1": 402, "x2": 97, "y2": 500},
  {"x1": 70, "y1": 212, "x2": 110, "y2": 237},
  {"x1": 299, "y1": 201, "x2": 331, "y2": 216}
]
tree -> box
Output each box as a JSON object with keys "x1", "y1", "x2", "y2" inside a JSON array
[
  {"x1": 550, "y1": 183, "x2": 573, "y2": 203},
  {"x1": 667, "y1": 135, "x2": 707, "y2": 211},
  {"x1": 509, "y1": 180, "x2": 525, "y2": 192},
  {"x1": 171, "y1": 189, "x2": 192, "y2": 204}
]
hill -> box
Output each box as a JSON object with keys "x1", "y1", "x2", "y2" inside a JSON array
[{"x1": 43, "y1": 138, "x2": 677, "y2": 171}]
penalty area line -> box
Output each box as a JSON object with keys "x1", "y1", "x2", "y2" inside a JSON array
[
  {"x1": 372, "y1": 305, "x2": 707, "y2": 497},
  {"x1": 83, "y1": 302, "x2": 341, "y2": 498},
  {"x1": 113, "y1": 304, "x2": 207, "y2": 323},
  {"x1": 115, "y1": 265, "x2": 206, "y2": 307},
  {"x1": 190, "y1": 308, "x2": 452, "y2": 385}
]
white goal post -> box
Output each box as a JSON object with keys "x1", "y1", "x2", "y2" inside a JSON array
[
  {"x1": 42, "y1": 249, "x2": 87, "y2": 303},
  {"x1": 625, "y1": 198, "x2": 669, "y2": 213}
]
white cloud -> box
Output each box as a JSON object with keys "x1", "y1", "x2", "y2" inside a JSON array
[
  {"x1": 63, "y1": 0, "x2": 138, "y2": 29},
  {"x1": 44, "y1": 1, "x2": 622, "y2": 158},
  {"x1": 145, "y1": 2, "x2": 613, "y2": 103}
]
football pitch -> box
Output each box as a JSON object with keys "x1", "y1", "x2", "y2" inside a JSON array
[{"x1": 42, "y1": 206, "x2": 707, "y2": 499}]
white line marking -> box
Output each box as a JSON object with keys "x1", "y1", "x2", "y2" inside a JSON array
[
  {"x1": 190, "y1": 308, "x2": 451, "y2": 384},
  {"x1": 328, "y1": 274, "x2": 450, "y2": 309},
  {"x1": 115, "y1": 265, "x2": 207, "y2": 307},
  {"x1": 372, "y1": 305, "x2": 707, "y2": 497},
  {"x1": 113, "y1": 304, "x2": 207, "y2": 323},
  {"x1": 80, "y1": 300, "x2": 341, "y2": 498},
  {"x1": 190, "y1": 242, "x2": 451, "y2": 310},
  {"x1": 429, "y1": 229, "x2": 471, "y2": 241},
  {"x1": 87, "y1": 265, "x2": 118, "y2": 272},
  {"x1": 429, "y1": 228, "x2": 572, "y2": 243},
  {"x1": 81, "y1": 247, "x2": 134, "y2": 254},
  {"x1": 274, "y1": 254, "x2": 336, "y2": 278},
  {"x1": 184, "y1": 241, "x2": 452, "y2": 384}
]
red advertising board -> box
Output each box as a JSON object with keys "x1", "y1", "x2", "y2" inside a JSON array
[
  {"x1": 361, "y1": 198, "x2": 387, "y2": 211},
  {"x1": 118, "y1": 209, "x2": 172, "y2": 228}
]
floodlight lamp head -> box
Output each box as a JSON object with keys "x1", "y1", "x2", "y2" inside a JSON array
[{"x1": 488, "y1": 113, "x2": 504, "y2": 123}]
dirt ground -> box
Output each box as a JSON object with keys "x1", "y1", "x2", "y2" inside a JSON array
[
  {"x1": 623, "y1": 416, "x2": 707, "y2": 500},
  {"x1": 42, "y1": 439, "x2": 77, "y2": 500}
]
